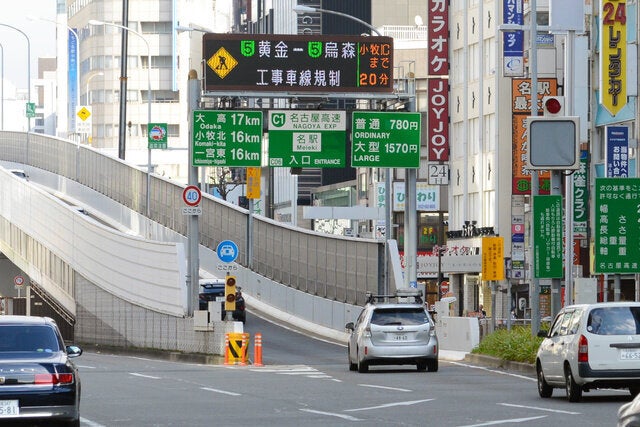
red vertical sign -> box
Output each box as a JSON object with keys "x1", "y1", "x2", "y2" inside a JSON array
[{"x1": 427, "y1": 0, "x2": 450, "y2": 162}]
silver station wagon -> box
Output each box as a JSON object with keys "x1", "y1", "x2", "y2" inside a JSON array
[
  {"x1": 536, "y1": 302, "x2": 640, "y2": 402},
  {"x1": 346, "y1": 290, "x2": 438, "y2": 373}
]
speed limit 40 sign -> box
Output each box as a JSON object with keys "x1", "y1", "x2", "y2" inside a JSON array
[{"x1": 182, "y1": 185, "x2": 203, "y2": 216}]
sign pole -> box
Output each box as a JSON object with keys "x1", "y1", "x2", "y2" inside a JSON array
[{"x1": 187, "y1": 70, "x2": 200, "y2": 316}]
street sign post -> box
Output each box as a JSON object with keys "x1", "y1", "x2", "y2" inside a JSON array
[
  {"x1": 76, "y1": 106, "x2": 92, "y2": 134},
  {"x1": 268, "y1": 110, "x2": 346, "y2": 168},
  {"x1": 351, "y1": 111, "x2": 421, "y2": 168},
  {"x1": 594, "y1": 178, "x2": 640, "y2": 274},
  {"x1": 533, "y1": 195, "x2": 564, "y2": 278},
  {"x1": 148, "y1": 123, "x2": 168, "y2": 149},
  {"x1": 192, "y1": 110, "x2": 262, "y2": 167}
]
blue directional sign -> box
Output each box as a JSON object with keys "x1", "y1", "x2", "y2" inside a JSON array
[{"x1": 216, "y1": 240, "x2": 239, "y2": 263}]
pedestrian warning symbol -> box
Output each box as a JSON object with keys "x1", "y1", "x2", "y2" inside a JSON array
[{"x1": 207, "y1": 47, "x2": 238, "y2": 79}]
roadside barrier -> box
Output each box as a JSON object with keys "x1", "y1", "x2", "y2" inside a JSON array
[
  {"x1": 254, "y1": 333, "x2": 263, "y2": 366},
  {"x1": 225, "y1": 332, "x2": 250, "y2": 365}
]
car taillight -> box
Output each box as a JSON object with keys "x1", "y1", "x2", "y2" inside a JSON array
[
  {"x1": 35, "y1": 373, "x2": 74, "y2": 385},
  {"x1": 578, "y1": 334, "x2": 588, "y2": 363}
]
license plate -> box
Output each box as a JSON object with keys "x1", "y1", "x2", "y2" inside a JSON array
[
  {"x1": 393, "y1": 334, "x2": 408, "y2": 341},
  {"x1": 0, "y1": 400, "x2": 19, "y2": 417},
  {"x1": 620, "y1": 349, "x2": 640, "y2": 360}
]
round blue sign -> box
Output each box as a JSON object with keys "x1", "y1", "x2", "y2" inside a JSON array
[{"x1": 216, "y1": 240, "x2": 238, "y2": 263}]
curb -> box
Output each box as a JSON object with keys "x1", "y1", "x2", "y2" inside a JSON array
[{"x1": 463, "y1": 353, "x2": 536, "y2": 376}]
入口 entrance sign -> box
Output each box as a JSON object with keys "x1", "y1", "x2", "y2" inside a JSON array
[
  {"x1": 202, "y1": 34, "x2": 393, "y2": 93},
  {"x1": 268, "y1": 110, "x2": 346, "y2": 168}
]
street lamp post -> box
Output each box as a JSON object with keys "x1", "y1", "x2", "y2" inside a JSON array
[
  {"x1": 27, "y1": 16, "x2": 80, "y2": 138},
  {"x1": 0, "y1": 23, "x2": 30, "y2": 134},
  {"x1": 89, "y1": 20, "x2": 153, "y2": 218},
  {"x1": 0, "y1": 42, "x2": 3, "y2": 130},
  {"x1": 293, "y1": 6, "x2": 406, "y2": 294}
]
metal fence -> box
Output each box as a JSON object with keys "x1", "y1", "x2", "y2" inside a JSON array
[{"x1": 0, "y1": 131, "x2": 383, "y2": 307}]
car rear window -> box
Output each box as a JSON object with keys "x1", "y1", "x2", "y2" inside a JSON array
[
  {"x1": 0, "y1": 325, "x2": 61, "y2": 355},
  {"x1": 370, "y1": 308, "x2": 430, "y2": 326},
  {"x1": 587, "y1": 306, "x2": 640, "y2": 335}
]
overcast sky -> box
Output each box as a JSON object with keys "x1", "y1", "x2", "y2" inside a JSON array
[{"x1": 1, "y1": 0, "x2": 57, "y2": 91}]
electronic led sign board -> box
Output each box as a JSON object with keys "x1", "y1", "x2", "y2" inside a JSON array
[{"x1": 202, "y1": 34, "x2": 394, "y2": 93}]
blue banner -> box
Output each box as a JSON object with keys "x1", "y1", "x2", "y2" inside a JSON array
[
  {"x1": 68, "y1": 29, "x2": 79, "y2": 133},
  {"x1": 606, "y1": 126, "x2": 629, "y2": 177}
]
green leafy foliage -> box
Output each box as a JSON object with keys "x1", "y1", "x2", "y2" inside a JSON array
[{"x1": 471, "y1": 326, "x2": 544, "y2": 364}]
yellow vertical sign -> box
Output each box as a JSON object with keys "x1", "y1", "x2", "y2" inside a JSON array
[
  {"x1": 600, "y1": 0, "x2": 627, "y2": 116},
  {"x1": 482, "y1": 237, "x2": 505, "y2": 281},
  {"x1": 246, "y1": 167, "x2": 261, "y2": 199}
]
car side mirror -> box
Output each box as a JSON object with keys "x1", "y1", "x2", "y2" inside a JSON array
[
  {"x1": 345, "y1": 322, "x2": 354, "y2": 331},
  {"x1": 66, "y1": 345, "x2": 83, "y2": 357},
  {"x1": 537, "y1": 330, "x2": 548, "y2": 338}
]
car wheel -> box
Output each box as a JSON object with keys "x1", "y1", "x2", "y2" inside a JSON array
[
  {"x1": 565, "y1": 365, "x2": 582, "y2": 402},
  {"x1": 630, "y1": 387, "x2": 640, "y2": 397},
  {"x1": 417, "y1": 362, "x2": 427, "y2": 372},
  {"x1": 348, "y1": 345, "x2": 357, "y2": 371},
  {"x1": 426, "y1": 359, "x2": 438, "y2": 372},
  {"x1": 536, "y1": 364, "x2": 553, "y2": 398}
]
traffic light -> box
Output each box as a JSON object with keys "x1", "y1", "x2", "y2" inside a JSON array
[
  {"x1": 542, "y1": 96, "x2": 565, "y2": 116},
  {"x1": 225, "y1": 275, "x2": 237, "y2": 312},
  {"x1": 526, "y1": 115, "x2": 580, "y2": 170}
]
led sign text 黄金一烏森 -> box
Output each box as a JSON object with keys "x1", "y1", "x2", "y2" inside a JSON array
[{"x1": 202, "y1": 34, "x2": 394, "y2": 93}]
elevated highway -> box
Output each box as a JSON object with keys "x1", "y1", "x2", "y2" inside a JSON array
[{"x1": 0, "y1": 131, "x2": 383, "y2": 354}]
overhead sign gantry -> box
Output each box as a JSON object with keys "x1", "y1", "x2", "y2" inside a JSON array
[{"x1": 202, "y1": 34, "x2": 394, "y2": 93}]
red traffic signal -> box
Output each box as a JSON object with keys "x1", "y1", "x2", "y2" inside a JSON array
[{"x1": 542, "y1": 96, "x2": 564, "y2": 116}]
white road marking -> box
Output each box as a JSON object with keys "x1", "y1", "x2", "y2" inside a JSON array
[
  {"x1": 77, "y1": 365, "x2": 97, "y2": 369},
  {"x1": 80, "y1": 417, "x2": 107, "y2": 427},
  {"x1": 201, "y1": 387, "x2": 242, "y2": 396},
  {"x1": 498, "y1": 403, "x2": 581, "y2": 415},
  {"x1": 358, "y1": 383, "x2": 412, "y2": 392},
  {"x1": 449, "y1": 361, "x2": 536, "y2": 381},
  {"x1": 300, "y1": 408, "x2": 362, "y2": 421},
  {"x1": 344, "y1": 398, "x2": 435, "y2": 412},
  {"x1": 129, "y1": 372, "x2": 161, "y2": 380},
  {"x1": 457, "y1": 415, "x2": 547, "y2": 426}
]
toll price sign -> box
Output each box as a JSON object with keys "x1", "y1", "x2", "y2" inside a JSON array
[
  {"x1": 268, "y1": 110, "x2": 346, "y2": 168},
  {"x1": 352, "y1": 112, "x2": 421, "y2": 168},
  {"x1": 594, "y1": 178, "x2": 640, "y2": 274},
  {"x1": 202, "y1": 34, "x2": 393, "y2": 93},
  {"x1": 192, "y1": 110, "x2": 262, "y2": 167}
]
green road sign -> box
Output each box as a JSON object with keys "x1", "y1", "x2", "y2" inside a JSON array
[
  {"x1": 268, "y1": 110, "x2": 346, "y2": 168},
  {"x1": 192, "y1": 110, "x2": 262, "y2": 167},
  {"x1": 148, "y1": 123, "x2": 168, "y2": 149},
  {"x1": 595, "y1": 178, "x2": 640, "y2": 274},
  {"x1": 533, "y1": 195, "x2": 563, "y2": 278},
  {"x1": 25, "y1": 102, "x2": 36, "y2": 118},
  {"x1": 352, "y1": 111, "x2": 421, "y2": 168}
]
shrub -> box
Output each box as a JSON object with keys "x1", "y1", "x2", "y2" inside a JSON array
[{"x1": 472, "y1": 326, "x2": 544, "y2": 364}]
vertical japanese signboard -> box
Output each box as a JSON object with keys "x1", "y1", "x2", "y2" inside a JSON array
[
  {"x1": 533, "y1": 195, "x2": 563, "y2": 278},
  {"x1": 268, "y1": 110, "x2": 346, "y2": 168},
  {"x1": 427, "y1": 0, "x2": 450, "y2": 163},
  {"x1": 351, "y1": 112, "x2": 421, "y2": 168},
  {"x1": 502, "y1": 0, "x2": 524, "y2": 76},
  {"x1": 192, "y1": 110, "x2": 263, "y2": 167},
  {"x1": 68, "y1": 29, "x2": 78, "y2": 134},
  {"x1": 511, "y1": 78, "x2": 557, "y2": 194},
  {"x1": 595, "y1": 178, "x2": 640, "y2": 274},
  {"x1": 600, "y1": 0, "x2": 627, "y2": 116},
  {"x1": 573, "y1": 150, "x2": 589, "y2": 239},
  {"x1": 605, "y1": 126, "x2": 629, "y2": 177},
  {"x1": 482, "y1": 237, "x2": 505, "y2": 281},
  {"x1": 202, "y1": 34, "x2": 393, "y2": 93}
]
